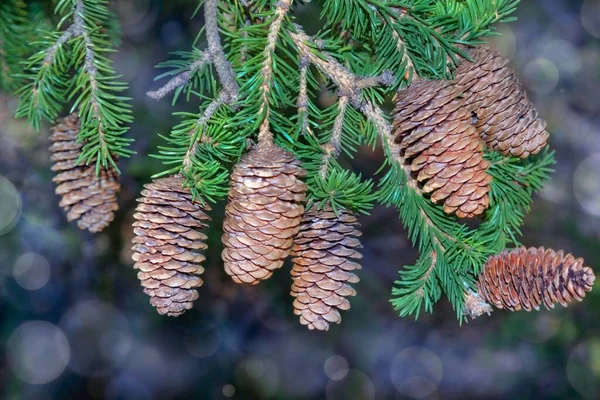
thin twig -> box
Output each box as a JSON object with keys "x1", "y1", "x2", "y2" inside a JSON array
[
  {"x1": 146, "y1": 53, "x2": 211, "y2": 100},
  {"x1": 205, "y1": 0, "x2": 239, "y2": 102},
  {"x1": 73, "y1": 0, "x2": 108, "y2": 156},
  {"x1": 296, "y1": 56, "x2": 310, "y2": 136},
  {"x1": 44, "y1": 26, "x2": 75, "y2": 65},
  {"x1": 387, "y1": 8, "x2": 420, "y2": 83},
  {"x1": 257, "y1": 0, "x2": 293, "y2": 144},
  {"x1": 180, "y1": 0, "x2": 240, "y2": 170},
  {"x1": 319, "y1": 96, "x2": 348, "y2": 179}
]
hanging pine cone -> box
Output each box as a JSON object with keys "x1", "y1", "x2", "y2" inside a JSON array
[
  {"x1": 131, "y1": 175, "x2": 211, "y2": 317},
  {"x1": 290, "y1": 206, "x2": 362, "y2": 331},
  {"x1": 467, "y1": 247, "x2": 595, "y2": 316},
  {"x1": 454, "y1": 47, "x2": 549, "y2": 158},
  {"x1": 393, "y1": 80, "x2": 492, "y2": 218},
  {"x1": 222, "y1": 143, "x2": 307, "y2": 284},
  {"x1": 50, "y1": 113, "x2": 120, "y2": 232}
]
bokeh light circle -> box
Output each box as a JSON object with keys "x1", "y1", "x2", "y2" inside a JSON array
[
  {"x1": 324, "y1": 355, "x2": 349, "y2": 381},
  {"x1": 391, "y1": 346, "x2": 443, "y2": 398},
  {"x1": 7, "y1": 321, "x2": 70, "y2": 384},
  {"x1": 222, "y1": 384, "x2": 236, "y2": 398},
  {"x1": 13, "y1": 252, "x2": 51, "y2": 291},
  {"x1": 581, "y1": 1, "x2": 600, "y2": 38},
  {"x1": 59, "y1": 299, "x2": 132, "y2": 377},
  {"x1": 517, "y1": 313, "x2": 561, "y2": 344},
  {"x1": 0, "y1": 175, "x2": 22, "y2": 236},
  {"x1": 326, "y1": 370, "x2": 375, "y2": 400},
  {"x1": 574, "y1": 153, "x2": 600, "y2": 216},
  {"x1": 236, "y1": 358, "x2": 280, "y2": 398},
  {"x1": 566, "y1": 338, "x2": 600, "y2": 398},
  {"x1": 523, "y1": 58, "x2": 560, "y2": 94}
]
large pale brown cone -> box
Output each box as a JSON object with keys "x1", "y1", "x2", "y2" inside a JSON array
[
  {"x1": 467, "y1": 247, "x2": 595, "y2": 317},
  {"x1": 455, "y1": 47, "x2": 549, "y2": 158},
  {"x1": 291, "y1": 206, "x2": 362, "y2": 331},
  {"x1": 131, "y1": 175, "x2": 211, "y2": 317},
  {"x1": 393, "y1": 80, "x2": 492, "y2": 218},
  {"x1": 50, "y1": 113, "x2": 120, "y2": 233},
  {"x1": 222, "y1": 143, "x2": 307, "y2": 285}
]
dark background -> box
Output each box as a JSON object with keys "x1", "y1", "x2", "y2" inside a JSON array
[{"x1": 1, "y1": 0, "x2": 599, "y2": 399}]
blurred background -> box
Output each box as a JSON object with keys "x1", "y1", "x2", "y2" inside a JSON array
[{"x1": 1, "y1": 0, "x2": 599, "y2": 399}]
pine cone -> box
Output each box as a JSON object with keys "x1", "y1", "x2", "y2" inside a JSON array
[
  {"x1": 476, "y1": 247, "x2": 595, "y2": 312},
  {"x1": 50, "y1": 113, "x2": 120, "y2": 232},
  {"x1": 455, "y1": 47, "x2": 549, "y2": 158},
  {"x1": 131, "y1": 175, "x2": 210, "y2": 317},
  {"x1": 222, "y1": 143, "x2": 307, "y2": 284},
  {"x1": 393, "y1": 80, "x2": 492, "y2": 218},
  {"x1": 291, "y1": 206, "x2": 362, "y2": 331}
]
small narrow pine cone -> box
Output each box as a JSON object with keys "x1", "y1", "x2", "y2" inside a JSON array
[
  {"x1": 393, "y1": 80, "x2": 492, "y2": 218},
  {"x1": 290, "y1": 206, "x2": 362, "y2": 331},
  {"x1": 455, "y1": 47, "x2": 549, "y2": 158},
  {"x1": 475, "y1": 247, "x2": 595, "y2": 313},
  {"x1": 50, "y1": 113, "x2": 120, "y2": 232},
  {"x1": 222, "y1": 143, "x2": 307, "y2": 284},
  {"x1": 131, "y1": 175, "x2": 210, "y2": 317}
]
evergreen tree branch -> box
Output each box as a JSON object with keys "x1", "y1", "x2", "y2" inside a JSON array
[
  {"x1": 296, "y1": 56, "x2": 310, "y2": 136},
  {"x1": 257, "y1": 0, "x2": 293, "y2": 144},
  {"x1": 319, "y1": 95, "x2": 347, "y2": 178},
  {"x1": 146, "y1": 52, "x2": 211, "y2": 100}
]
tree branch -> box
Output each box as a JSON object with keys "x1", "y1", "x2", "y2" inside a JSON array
[
  {"x1": 146, "y1": 53, "x2": 211, "y2": 100},
  {"x1": 296, "y1": 56, "x2": 310, "y2": 136},
  {"x1": 257, "y1": 0, "x2": 293, "y2": 144},
  {"x1": 320, "y1": 95, "x2": 348, "y2": 179},
  {"x1": 179, "y1": 0, "x2": 240, "y2": 171}
]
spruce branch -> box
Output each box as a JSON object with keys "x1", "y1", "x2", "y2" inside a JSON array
[
  {"x1": 319, "y1": 95, "x2": 347, "y2": 179},
  {"x1": 296, "y1": 56, "x2": 310, "y2": 136},
  {"x1": 257, "y1": 0, "x2": 293, "y2": 144},
  {"x1": 146, "y1": 52, "x2": 211, "y2": 100},
  {"x1": 15, "y1": 0, "x2": 133, "y2": 172}
]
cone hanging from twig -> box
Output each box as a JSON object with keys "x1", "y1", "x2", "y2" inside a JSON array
[
  {"x1": 222, "y1": 142, "x2": 307, "y2": 284},
  {"x1": 50, "y1": 113, "x2": 120, "y2": 232},
  {"x1": 132, "y1": 175, "x2": 211, "y2": 317},
  {"x1": 291, "y1": 206, "x2": 362, "y2": 331},
  {"x1": 393, "y1": 80, "x2": 492, "y2": 218},
  {"x1": 455, "y1": 47, "x2": 549, "y2": 158},
  {"x1": 465, "y1": 247, "x2": 595, "y2": 318}
]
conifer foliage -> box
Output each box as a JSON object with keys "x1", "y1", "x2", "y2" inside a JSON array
[{"x1": 1, "y1": 0, "x2": 595, "y2": 326}]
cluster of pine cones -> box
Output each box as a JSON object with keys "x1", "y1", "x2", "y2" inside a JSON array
[
  {"x1": 48, "y1": 47, "x2": 594, "y2": 329},
  {"x1": 393, "y1": 47, "x2": 549, "y2": 218}
]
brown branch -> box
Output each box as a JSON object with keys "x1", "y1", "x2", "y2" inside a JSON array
[
  {"x1": 296, "y1": 56, "x2": 310, "y2": 136},
  {"x1": 179, "y1": 0, "x2": 240, "y2": 170},
  {"x1": 257, "y1": 0, "x2": 293, "y2": 144},
  {"x1": 320, "y1": 96, "x2": 348, "y2": 179},
  {"x1": 146, "y1": 53, "x2": 211, "y2": 100}
]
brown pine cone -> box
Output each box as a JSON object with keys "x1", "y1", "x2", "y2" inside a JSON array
[
  {"x1": 291, "y1": 206, "x2": 362, "y2": 331},
  {"x1": 473, "y1": 247, "x2": 595, "y2": 314},
  {"x1": 455, "y1": 47, "x2": 549, "y2": 158},
  {"x1": 131, "y1": 175, "x2": 210, "y2": 317},
  {"x1": 222, "y1": 143, "x2": 307, "y2": 285},
  {"x1": 393, "y1": 80, "x2": 492, "y2": 218},
  {"x1": 50, "y1": 113, "x2": 120, "y2": 232}
]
